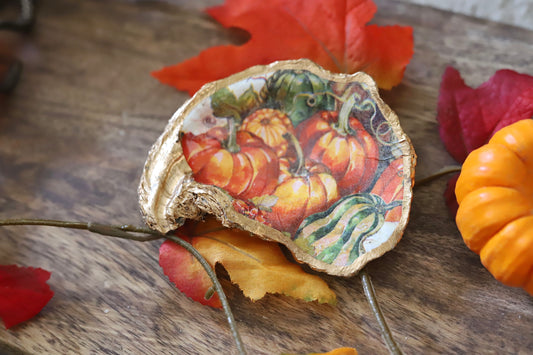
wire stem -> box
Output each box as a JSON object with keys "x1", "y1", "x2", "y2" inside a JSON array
[
  {"x1": 415, "y1": 165, "x2": 462, "y2": 187},
  {"x1": 0, "y1": 218, "x2": 246, "y2": 355},
  {"x1": 165, "y1": 234, "x2": 246, "y2": 354},
  {"x1": 360, "y1": 269, "x2": 403, "y2": 355}
]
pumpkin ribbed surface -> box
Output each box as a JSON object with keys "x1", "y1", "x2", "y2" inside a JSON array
[
  {"x1": 455, "y1": 119, "x2": 533, "y2": 295},
  {"x1": 240, "y1": 108, "x2": 294, "y2": 157},
  {"x1": 293, "y1": 193, "x2": 386, "y2": 266}
]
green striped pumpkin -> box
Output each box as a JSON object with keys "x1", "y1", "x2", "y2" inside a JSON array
[
  {"x1": 293, "y1": 193, "x2": 399, "y2": 266},
  {"x1": 262, "y1": 69, "x2": 335, "y2": 126}
]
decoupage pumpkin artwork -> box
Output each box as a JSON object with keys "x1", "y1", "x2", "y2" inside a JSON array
[
  {"x1": 455, "y1": 119, "x2": 533, "y2": 295},
  {"x1": 139, "y1": 60, "x2": 416, "y2": 276}
]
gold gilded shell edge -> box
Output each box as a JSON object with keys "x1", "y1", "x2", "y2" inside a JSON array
[{"x1": 138, "y1": 59, "x2": 416, "y2": 277}]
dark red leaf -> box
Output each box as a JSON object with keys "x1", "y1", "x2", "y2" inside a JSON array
[
  {"x1": 437, "y1": 66, "x2": 533, "y2": 215},
  {"x1": 437, "y1": 66, "x2": 533, "y2": 163},
  {"x1": 0, "y1": 265, "x2": 54, "y2": 329}
]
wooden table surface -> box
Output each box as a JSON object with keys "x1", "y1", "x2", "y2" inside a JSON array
[{"x1": 0, "y1": 0, "x2": 531, "y2": 354}]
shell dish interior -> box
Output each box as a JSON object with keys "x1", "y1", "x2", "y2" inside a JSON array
[{"x1": 139, "y1": 59, "x2": 416, "y2": 276}]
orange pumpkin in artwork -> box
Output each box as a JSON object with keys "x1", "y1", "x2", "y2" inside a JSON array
[
  {"x1": 240, "y1": 108, "x2": 295, "y2": 157},
  {"x1": 296, "y1": 111, "x2": 379, "y2": 194},
  {"x1": 181, "y1": 128, "x2": 279, "y2": 200},
  {"x1": 259, "y1": 133, "x2": 339, "y2": 235},
  {"x1": 265, "y1": 158, "x2": 339, "y2": 235}
]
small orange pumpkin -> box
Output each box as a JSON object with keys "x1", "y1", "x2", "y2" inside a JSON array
[
  {"x1": 455, "y1": 119, "x2": 533, "y2": 295},
  {"x1": 266, "y1": 157, "x2": 339, "y2": 235},
  {"x1": 240, "y1": 108, "x2": 295, "y2": 157},
  {"x1": 181, "y1": 128, "x2": 279, "y2": 200}
]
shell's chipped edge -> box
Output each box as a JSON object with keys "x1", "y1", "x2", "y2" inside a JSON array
[{"x1": 139, "y1": 59, "x2": 416, "y2": 277}]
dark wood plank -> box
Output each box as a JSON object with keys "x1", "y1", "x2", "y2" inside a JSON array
[{"x1": 0, "y1": 0, "x2": 532, "y2": 354}]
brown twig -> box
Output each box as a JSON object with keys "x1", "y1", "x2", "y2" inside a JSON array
[
  {"x1": 0, "y1": 163, "x2": 464, "y2": 354},
  {"x1": 358, "y1": 164, "x2": 463, "y2": 354},
  {"x1": 415, "y1": 165, "x2": 462, "y2": 187},
  {"x1": 360, "y1": 269, "x2": 402, "y2": 355},
  {"x1": 0, "y1": 218, "x2": 246, "y2": 355}
]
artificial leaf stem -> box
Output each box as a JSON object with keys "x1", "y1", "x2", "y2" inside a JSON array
[
  {"x1": 415, "y1": 165, "x2": 462, "y2": 187},
  {"x1": 360, "y1": 269, "x2": 402, "y2": 355},
  {"x1": 0, "y1": 218, "x2": 246, "y2": 355},
  {"x1": 163, "y1": 233, "x2": 246, "y2": 355},
  {"x1": 0, "y1": 165, "x2": 463, "y2": 354},
  {"x1": 358, "y1": 164, "x2": 462, "y2": 354}
]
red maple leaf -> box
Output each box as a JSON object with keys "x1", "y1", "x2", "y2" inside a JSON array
[
  {"x1": 153, "y1": 0, "x2": 413, "y2": 95},
  {"x1": 0, "y1": 265, "x2": 54, "y2": 329},
  {"x1": 437, "y1": 66, "x2": 533, "y2": 215}
]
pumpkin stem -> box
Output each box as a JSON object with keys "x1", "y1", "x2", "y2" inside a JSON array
[
  {"x1": 383, "y1": 200, "x2": 403, "y2": 212},
  {"x1": 333, "y1": 89, "x2": 357, "y2": 135},
  {"x1": 333, "y1": 85, "x2": 378, "y2": 139},
  {"x1": 371, "y1": 197, "x2": 403, "y2": 219},
  {"x1": 225, "y1": 117, "x2": 240, "y2": 153},
  {"x1": 283, "y1": 132, "x2": 306, "y2": 176},
  {"x1": 0, "y1": 218, "x2": 247, "y2": 355}
]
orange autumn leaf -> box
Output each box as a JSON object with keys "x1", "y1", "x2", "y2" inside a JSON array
[
  {"x1": 309, "y1": 347, "x2": 358, "y2": 355},
  {"x1": 159, "y1": 218, "x2": 336, "y2": 308},
  {"x1": 284, "y1": 347, "x2": 358, "y2": 355},
  {"x1": 153, "y1": 0, "x2": 413, "y2": 95}
]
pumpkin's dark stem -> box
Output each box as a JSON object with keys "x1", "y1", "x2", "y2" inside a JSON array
[
  {"x1": 415, "y1": 165, "x2": 462, "y2": 187},
  {"x1": 0, "y1": 218, "x2": 247, "y2": 355},
  {"x1": 384, "y1": 200, "x2": 403, "y2": 212},
  {"x1": 226, "y1": 117, "x2": 240, "y2": 153},
  {"x1": 283, "y1": 132, "x2": 306, "y2": 176},
  {"x1": 360, "y1": 269, "x2": 403, "y2": 355},
  {"x1": 374, "y1": 200, "x2": 402, "y2": 218}
]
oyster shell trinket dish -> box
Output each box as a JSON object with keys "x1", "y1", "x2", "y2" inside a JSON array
[{"x1": 139, "y1": 59, "x2": 416, "y2": 276}]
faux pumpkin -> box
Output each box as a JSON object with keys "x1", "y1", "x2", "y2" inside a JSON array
[
  {"x1": 240, "y1": 108, "x2": 295, "y2": 157},
  {"x1": 455, "y1": 119, "x2": 533, "y2": 295},
  {"x1": 181, "y1": 128, "x2": 279, "y2": 200},
  {"x1": 296, "y1": 110, "x2": 379, "y2": 194}
]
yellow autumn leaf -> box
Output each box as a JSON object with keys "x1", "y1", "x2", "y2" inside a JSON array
[{"x1": 183, "y1": 217, "x2": 336, "y2": 304}]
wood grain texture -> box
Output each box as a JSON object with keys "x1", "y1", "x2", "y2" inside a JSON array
[{"x1": 0, "y1": 0, "x2": 532, "y2": 354}]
